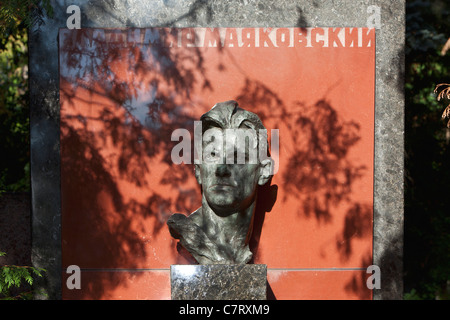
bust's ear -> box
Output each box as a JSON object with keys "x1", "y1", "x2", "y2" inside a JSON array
[
  {"x1": 194, "y1": 164, "x2": 202, "y2": 185},
  {"x1": 258, "y1": 158, "x2": 274, "y2": 186}
]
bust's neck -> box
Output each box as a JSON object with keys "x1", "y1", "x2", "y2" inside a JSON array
[{"x1": 197, "y1": 196, "x2": 256, "y2": 248}]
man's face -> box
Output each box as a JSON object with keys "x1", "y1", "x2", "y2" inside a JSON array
[{"x1": 196, "y1": 127, "x2": 261, "y2": 215}]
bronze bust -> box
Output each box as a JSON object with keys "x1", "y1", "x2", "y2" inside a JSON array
[{"x1": 167, "y1": 100, "x2": 274, "y2": 264}]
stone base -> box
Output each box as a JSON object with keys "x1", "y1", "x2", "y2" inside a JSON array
[{"x1": 170, "y1": 264, "x2": 267, "y2": 300}]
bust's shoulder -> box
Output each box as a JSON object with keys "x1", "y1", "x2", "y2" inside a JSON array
[
  {"x1": 188, "y1": 207, "x2": 203, "y2": 225},
  {"x1": 167, "y1": 207, "x2": 202, "y2": 227}
]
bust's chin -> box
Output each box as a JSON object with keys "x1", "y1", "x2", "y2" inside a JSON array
[{"x1": 206, "y1": 200, "x2": 240, "y2": 217}]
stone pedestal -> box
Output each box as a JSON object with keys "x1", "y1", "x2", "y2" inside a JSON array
[{"x1": 170, "y1": 264, "x2": 267, "y2": 300}]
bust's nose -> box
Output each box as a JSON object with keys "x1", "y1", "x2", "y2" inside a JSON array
[{"x1": 215, "y1": 163, "x2": 231, "y2": 177}]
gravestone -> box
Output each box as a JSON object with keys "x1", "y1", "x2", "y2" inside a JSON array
[{"x1": 29, "y1": 0, "x2": 404, "y2": 300}]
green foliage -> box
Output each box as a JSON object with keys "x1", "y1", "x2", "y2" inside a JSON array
[
  {"x1": 404, "y1": 0, "x2": 450, "y2": 300},
  {"x1": 0, "y1": 2, "x2": 52, "y2": 298},
  {"x1": 0, "y1": 0, "x2": 53, "y2": 42},
  {"x1": 0, "y1": 19, "x2": 30, "y2": 193},
  {"x1": 0, "y1": 251, "x2": 46, "y2": 300},
  {"x1": 0, "y1": 1, "x2": 54, "y2": 193}
]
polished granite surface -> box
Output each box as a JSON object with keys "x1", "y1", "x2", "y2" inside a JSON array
[{"x1": 171, "y1": 264, "x2": 267, "y2": 300}]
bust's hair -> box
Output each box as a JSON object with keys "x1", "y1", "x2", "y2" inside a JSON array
[
  {"x1": 197, "y1": 100, "x2": 271, "y2": 162},
  {"x1": 200, "y1": 100, "x2": 266, "y2": 132}
]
